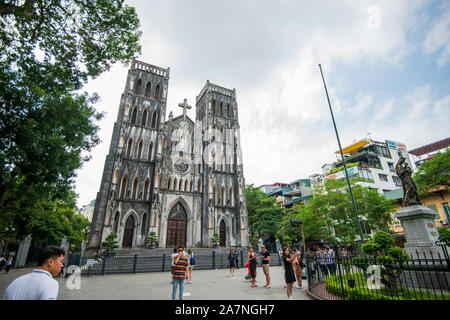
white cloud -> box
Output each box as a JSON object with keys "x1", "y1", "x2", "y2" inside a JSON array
[{"x1": 424, "y1": 2, "x2": 450, "y2": 66}]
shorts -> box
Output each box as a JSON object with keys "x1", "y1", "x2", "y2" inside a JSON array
[{"x1": 262, "y1": 264, "x2": 270, "y2": 276}]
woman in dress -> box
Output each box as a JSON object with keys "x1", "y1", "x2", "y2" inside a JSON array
[
  {"x1": 283, "y1": 247, "x2": 296, "y2": 300},
  {"x1": 247, "y1": 247, "x2": 257, "y2": 287},
  {"x1": 228, "y1": 250, "x2": 236, "y2": 277}
]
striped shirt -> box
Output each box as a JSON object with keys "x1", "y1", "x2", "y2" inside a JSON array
[{"x1": 173, "y1": 255, "x2": 189, "y2": 278}]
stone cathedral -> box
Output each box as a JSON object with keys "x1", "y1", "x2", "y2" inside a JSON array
[{"x1": 87, "y1": 60, "x2": 250, "y2": 252}]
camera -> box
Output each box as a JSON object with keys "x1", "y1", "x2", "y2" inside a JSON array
[{"x1": 290, "y1": 219, "x2": 303, "y2": 227}]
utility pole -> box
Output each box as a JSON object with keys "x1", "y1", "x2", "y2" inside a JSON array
[{"x1": 318, "y1": 64, "x2": 365, "y2": 243}]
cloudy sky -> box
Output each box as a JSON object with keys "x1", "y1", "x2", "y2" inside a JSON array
[{"x1": 75, "y1": 0, "x2": 450, "y2": 207}]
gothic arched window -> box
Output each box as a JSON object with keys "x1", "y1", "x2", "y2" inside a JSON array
[
  {"x1": 137, "y1": 140, "x2": 143, "y2": 159},
  {"x1": 131, "y1": 107, "x2": 138, "y2": 125},
  {"x1": 154, "y1": 84, "x2": 161, "y2": 100},
  {"x1": 120, "y1": 176, "x2": 128, "y2": 199},
  {"x1": 113, "y1": 211, "x2": 120, "y2": 233},
  {"x1": 148, "y1": 142, "x2": 153, "y2": 161},
  {"x1": 144, "y1": 179, "x2": 150, "y2": 201},
  {"x1": 151, "y1": 111, "x2": 157, "y2": 128},
  {"x1": 135, "y1": 79, "x2": 142, "y2": 95},
  {"x1": 229, "y1": 187, "x2": 234, "y2": 206},
  {"x1": 221, "y1": 186, "x2": 226, "y2": 206},
  {"x1": 126, "y1": 139, "x2": 133, "y2": 158},
  {"x1": 212, "y1": 100, "x2": 216, "y2": 114},
  {"x1": 141, "y1": 109, "x2": 148, "y2": 126},
  {"x1": 145, "y1": 82, "x2": 151, "y2": 97},
  {"x1": 132, "y1": 178, "x2": 139, "y2": 200}
]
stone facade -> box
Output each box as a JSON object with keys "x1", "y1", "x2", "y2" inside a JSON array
[{"x1": 87, "y1": 60, "x2": 249, "y2": 252}]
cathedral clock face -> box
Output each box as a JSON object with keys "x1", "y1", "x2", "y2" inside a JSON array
[
  {"x1": 179, "y1": 120, "x2": 189, "y2": 131},
  {"x1": 174, "y1": 158, "x2": 190, "y2": 175}
]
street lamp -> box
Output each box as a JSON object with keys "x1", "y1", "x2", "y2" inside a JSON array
[{"x1": 3, "y1": 225, "x2": 16, "y2": 256}]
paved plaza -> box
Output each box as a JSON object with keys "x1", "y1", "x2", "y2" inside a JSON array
[{"x1": 0, "y1": 265, "x2": 311, "y2": 300}]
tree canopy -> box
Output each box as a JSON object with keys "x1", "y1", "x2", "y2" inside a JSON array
[
  {"x1": 0, "y1": 0, "x2": 142, "y2": 243},
  {"x1": 282, "y1": 179, "x2": 395, "y2": 245},
  {"x1": 245, "y1": 184, "x2": 284, "y2": 240},
  {"x1": 413, "y1": 148, "x2": 450, "y2": 197}
]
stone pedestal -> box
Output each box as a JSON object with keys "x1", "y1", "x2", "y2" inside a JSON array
[{"x1": 395, "y1": 205, "x2": 443, "y2": 259}]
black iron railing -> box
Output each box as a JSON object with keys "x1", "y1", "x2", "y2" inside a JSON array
[
  {"x1": 66, "y1": 250, "x2": 283, "y2": 277},
  {"x1": 306, "y1": 251, "x2": 450, "y2": 300}
]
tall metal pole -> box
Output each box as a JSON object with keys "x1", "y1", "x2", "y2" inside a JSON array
[{"x1": 318, "y1": 64, "x2": 364, "y2": 243}]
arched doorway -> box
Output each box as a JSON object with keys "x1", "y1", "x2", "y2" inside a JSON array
[
  {"x1": 122, "y1": 215, "x2": 135, "y2": 248},
  {"x1": 219, "y1": 220, "x2": 226, "y2": 247},
  {"x1": 166, "y1": 202, "x2": 187, "y2": 248}
]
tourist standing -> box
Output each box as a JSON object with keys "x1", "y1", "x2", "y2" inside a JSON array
[
  {"x1": 292, "y1": 249, "x2": 303, "y2": 288},
  {"x1": 4, "y1": 255, "x2": 13, "y2": 274},
  {"x1": 260, "y1": 245, "x2": 271, "y2": 288},
  {"x1": 317, "y1": 247, "x2": 328, "y2": 278},
  {"x1": 247, "y1": 247, "x2": 257, "y2": 287},
  {"x1": 228, "y1": 250, "x2": 236, "y2": 277},
  {"x1": 325, "y1": 246, "x2": 336, "y2": 275},
  {"x1": 234, "y1": 247, "x2": 240, "y2": 269},
  {"x1": 187, "y1": 248, "x2": 195, "y2": 284},
  {"x1": 282, "y1": 247, "x2": 296, "y2": 300},
  {"x1": 172, "y1": 247, "x2": 189, "y2": 300},
  {"x1": 3, "y1": 246, "x2": 65, "y2": 300}
]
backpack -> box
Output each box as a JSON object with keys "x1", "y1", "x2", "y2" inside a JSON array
[{"x1": 190, "y1": 256, "x2": 195, "y2": 265}]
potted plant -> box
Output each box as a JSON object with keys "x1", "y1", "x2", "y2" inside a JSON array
[
  {"x1": 145, "y1": 231, "x2": 158, "y2": 249},
  {"x1": 211, "y1": 233, "x2": 220, "y2": 248},
  {"x1": 101, "y1": 232, "x2": 119, "y2": 257}
]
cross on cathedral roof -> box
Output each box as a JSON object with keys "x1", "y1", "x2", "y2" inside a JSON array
[{"x1": 178, "y1": 98, "x2": 192, "y2": 120}]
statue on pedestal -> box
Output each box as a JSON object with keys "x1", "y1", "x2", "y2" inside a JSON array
[{"x1": 395, "y1": 156, "x2": 420, "y2": 207}]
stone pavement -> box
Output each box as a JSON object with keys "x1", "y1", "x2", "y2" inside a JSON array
[{"x1": 0, "y1": 265, "x2": 311, "y2": 300}]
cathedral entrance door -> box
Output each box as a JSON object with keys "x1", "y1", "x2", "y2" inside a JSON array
[
  {"x1": 219, "y1": 220, "x2": 226, "y2": 247},
  {"x1": 166, "y1": 202, "x2": 187, "y2": 248},
  {"x1": 122, "y1": 215, "x2": 135, "y2": 248}
]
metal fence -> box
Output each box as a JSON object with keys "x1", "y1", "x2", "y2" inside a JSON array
[
  {"x1": 66, "y1": 250, "x2": 283, "y2": 277},
  {"x1": 306, "y1": 251, "x2": 450, "y2": 300}
]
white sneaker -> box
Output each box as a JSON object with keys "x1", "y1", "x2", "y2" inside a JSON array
[{"x1": 295, "y1": 285, "x2": 301, "y2": 289}]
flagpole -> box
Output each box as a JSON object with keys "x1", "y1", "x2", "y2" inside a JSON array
[{"x1": 318, "y1": 64, "x2": 365, "y2": 244}]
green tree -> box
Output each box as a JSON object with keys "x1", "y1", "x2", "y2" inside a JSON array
[
  {"x1": 361, "y1": 231, "x2": 409, "y2": 291},
  {"x1": 101, "y1": 232, "x2": 119, "y2": 255},
  {"x1": 245, "y1": 184, "x2": 283, "y2": 239},
  {"x1": 275, "y1": 207, "x2": 304, "y2": 245},
  {"x1": 414, "y1": 149, "x2": 450, "y2": 198},
  {"x1": 0, "y1": 0, "x2": 142, "y2": 238},
  {"x1": 438, "y1": 227, "x2": 450, "y2": 246},
  {"x1": 294, "y1": 179, "x2": 394, "y2": 244}
]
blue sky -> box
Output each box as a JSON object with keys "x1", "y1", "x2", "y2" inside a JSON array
[{"x1": 74, "y1": 0, "x2": 450, "y2": 206}]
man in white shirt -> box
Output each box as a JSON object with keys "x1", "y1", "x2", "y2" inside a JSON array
[{"x1": 3, "y1": 246, "x2": 65, "y2": 300}]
